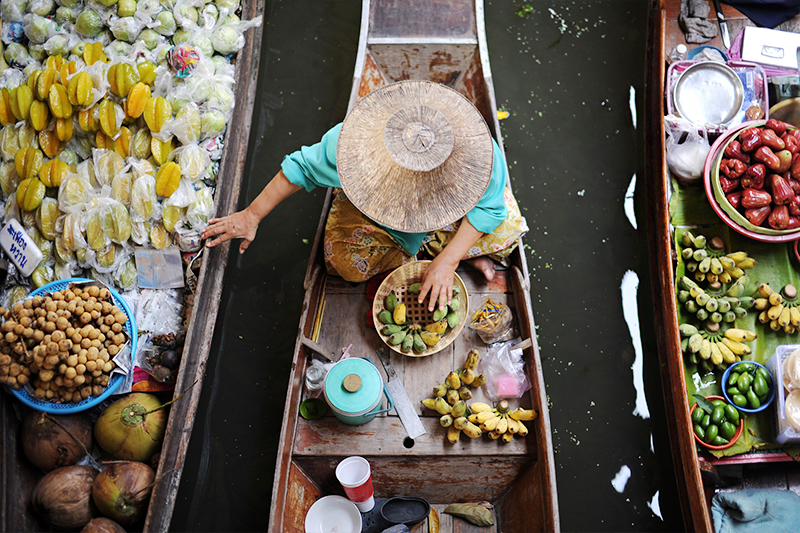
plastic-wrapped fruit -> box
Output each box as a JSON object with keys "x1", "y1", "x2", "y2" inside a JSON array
[
  {"x1": 150, "y1": 221, "x2": 171, "y2": 249},
  {"x1": 36, "y1": 197, "x2": 60, "y2": 240},
  {"x1": 0, "y1": 126, "x2": 19, "y2": 161},
  {"x1": 201, "y1": 110, "x2": 226, "y2": 139},
  {"x1": 0, "y1": 162, "x2": 21, "y2": 197},
  {"x1": 132, "y1": 159, "x2": 156, "y2": 179},
  {"x1": 39, "y1": 158, "x2": 70, "y2": 187},
  {"x1": 38, "y1": 129, "x2": 64, "y2": 159},
  {"x1": 55, "y1": 117, "x2": 73, "y2": 143},
  {"x1": 125, "y1": 82, "x2": 150, "y2": 119},
  {"x1": 130, "y1": 175, "x2": 156, "y2": 221},
  {"x1": 162, "y1": 205, "x2": 182, "y2": 233},
  {"x1": 131, "y1": 129, "x2": 152, "y2": 159},
  {"x1": 67, "y1": 71, "x2": 93, "y2": 106},
  {"x1": 98, "y1": 99, "x2": 123, "y2": 138},
  {"x1": 112, "y1": 127, "x2": 132, "y2": 159},
  {"x1": 15, "y1": 147, "x2": 43, "y2": 180},
  {"x1": 53, "y1": 234, "x2": 74, "y2": 264},
  {"x1": 156, "y1": 161, "x2": 181, "y2": 197},
  {"x1": 105, "y1": 202, "x2": 132, "y2": 244},
  {"x1": 76, "y1": 10, "x2": 104, "y2": 39},
  {"x1": 139, "y1": 29, "x2": 162, "y2": 51},
  {"x1": 111, "y1": 172, "x2": 133, "y2": 206},
  {"x1": 61, "y1": 212, "x2": 85, "y2": 251},
  {"x1": 17, "y1": 124, "x2": 37, "y2": 150},
  {"x1": 177, "y1": 143, "x2": 208, "y2": 181},
  {"x1": 48, "y1": 83, "x2": 72, "y2": 119},
  {"x1": 131, "y1": 220, "x2": 150, "y2": 246},
  {"x1": 0, "y1": 89, "x2": 13, "y2": 126},
  {"x1": 107, "y1": 62, "x2": 139, "y2": 98},
  {"x1": 58, "y1": 174, "x2": 91, "y2": 209},
  {"x1": 155, "y1": 11, "x2": 177, "y2": 36},
  {"x1": 31, "y1": 262, "x2": 54, "y2": 289},
  {"x1": 175, "y1": 103, "x2": 201, "y2": 143},
  {"x1": 30, "y1": 227, "x2": 52, "y2": 263},
  {"x1": 86, "y1": 211, "x2": 108, "y2": 250},
  {"x1": 144, "y1": 96, "x2": 172, "y2": 133},
  {"x1": 78, "y1": 106, "x2": 99, "y2": 132},
  {"x1": 116, "y1": 257, "x2": 137, "y2": 289},
  {"x1": 95, "y1": 150, "x2": 125, "y2": 188},
  {"x1": 150, "y1": 136, "x2": 175, "y2": 166},
  {"x1": 96, "y1": 243, "x2": 117, "y2": 268},
  {"x1": 16, "y1": 177, "x2": 46, "y2": 211},
  {"x1": 29, "y1": 100, "x2": 49, "y2": 131},
  {"x1": 10, "y1": 85, "x2": 33, "y2": 122}
]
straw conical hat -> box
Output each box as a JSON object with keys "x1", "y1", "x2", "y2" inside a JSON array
[{"x1": 336, "y1": 80, "x2": 494, "y2": 233}]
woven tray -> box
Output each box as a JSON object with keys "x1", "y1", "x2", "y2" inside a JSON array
[{"x1": 372, "y1": 261, "x2": 469, "y2": 357}]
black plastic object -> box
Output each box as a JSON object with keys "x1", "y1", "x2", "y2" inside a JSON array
[{"x1": 361, "y1": 497, "x2": 431, "y2": 533}]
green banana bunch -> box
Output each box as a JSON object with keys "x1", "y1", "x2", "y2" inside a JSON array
[
  {"x1": 678, "y1": 276, "x2": 753, "y2": 325},
  {"x1": 679, "y1": 231, "x2": 756, "y2": 287},
  {"x1": 679, "y1": 322, "x2": 756, "y2": 374}
]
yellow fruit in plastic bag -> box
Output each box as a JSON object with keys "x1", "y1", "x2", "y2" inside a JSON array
[
  {"x1": 113, "y1": 126, "x2": 132, "y2": 158},
  {"x1": 137, "y1": 61, "x2": 157, "y2": 86},
  {"x1": 39, "y1": 158, "x2": 70, "y2": 188},
  {"x1": 156, "y1": 161, "x2": 181, "y2": 197},
  {"x1": 131, "y1": 128, "x2": 151, "y2": 159},
  {"x1": 162, "y1": 205, "x2": 182, "y2": 233},
  {"x1": 83, "y1": 42, "x2": 107, "y2": 66},
  {"x1": 55, "y1": 117, "x2": 73, "y2": 142},
  {"x1": 36, "y1": 197, "x2": 60, "y2": 240},
  {"x1": 67, "y1": 71, "x2": 93, "y2": 107},
  {"x1": 131, "y1": 176, "x2": 155, "y2": 221},
  {"x1": 38, "y1": 129, "x2": 64, "y2": 159},
  {"x1": 0, "y1": 162, "x2": 20, "y2": 197},
  {"x1": 150, "y1": 221, "x2": 171, "y2": 249},
  {"x1": 16, "y1": 177, "x2": 46, "y2": 211},
  {"x1": 10, "y1": 85, "x2": 34, "y2": 121},
  {"x1": 78, "y1": 106, "x2": 99, "y2": 132},
  {"x1": 31, "y1": 262, "x2": 54, "y2": 289},
  {"x1": 107, "y1": 62, "x2": 139, "y2": 98},
  {"x1": 17, "y1": 123, "x2": 36, "y2": 149},
  {"x1": 97, "y1": 243, "x2": 117, "y2": 268},
  {"x1": 95, "y1": 150, "x2": 125, "y2": 188},
  {"x1": 111, "y1": 172, "x2": 133, "y2": 206},
  {"x1": 0, "y1": 88, "x2": 14, "y2": 126},
  {"x1": 28, "y1": 100, "x2": 50, "y2": 131},
  {"x1": 150, "y1": 135, "x2": 175, "y2": 166},
  {"x1": 15, "y1": 147, "x2": 43, "y2": 180},
  {"x1": 59, "y1": 175, "x2": 91, "y2": 208},
  {"x1": 98, "y1": 99, "x2": 121, "y2": 138},
  {"x1": 144, "y1": 96, "x2": 171, "y2": 133},
  {"x1": 59, "y1": 61, "x2": 77, "y2": 87},
  {"x1": 0, "y1": 125, "x2": 19, "y2": 160},
  {"x1": 106, "y1": 203, "x2": 131, "y2": 244},
  {"x1": 175, "y1": 103, "x2": 201, "y2": 143},
  {"x1": 53, "y1": 234, "x2": 74, "y2": 264},
  {"x1": 86, "y1": 212, "x2": 107, "y2": 250},
  {"x1": 29, "y1": 227, "x2": 52, "y2": 262},
  {"x1": 133, "y1": 159, "x2": 156, "y2": 179},
  {"x1": 116, "y1": 257, "x2": 137, "y2": 289},
  {"x1": 36, "y1": 67, "x2": 57, "y2": 101},
  {"x1": 125, "y1": 82, "x2": 150, "y2": 119},
  {"x1": 48, "y1": 83, "x2": 72, "y2": 119}
]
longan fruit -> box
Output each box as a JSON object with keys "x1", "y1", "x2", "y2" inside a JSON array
[
  {"x1": 43, "y1": 322, "x2": 56, "y2": 334},
  {"x1": 64, "y1": 367, "x2": 76, "y2": 380},
  {"x1": 16, "y1": 374, "x2": 28, "y2": 387},
  {"x1": 80, "y1": 338, "x2": 91, "y2": 350},
  {"x1": 114, "y1": 313, "x2": 127, "y2": 325},
  {"x1": 33, "y1": 388, "x2": 46, "y2": 399},
  {"x1": 80, "y1": 313, "x2": 91, "y2": 324},
  {"x1": 56, "y1": 317, "x2": 70, "y2": 330},
  {"x1": 77, "y1": 362, "x2": 87, "y2": 374},
  {"x1": 5, "y1": 332, "x2": 17, "y2": 343},
  {"x1": 101, "y1": 324, "x2": 112, "y2": 334},
  {"x1": 44, "y1": 301, "x2": 56, "y2": 313},
  {"x1": 66, "y1": 354, "x2": 78, "y2": 367},
  {"x1": 59, "y1": 339, "x2": 73, "y2": 352},
  {"x1": 80, "y1": 386, "x2": 91, "y2": 399},
  {"x1": 103, "y1": 361, "x2": 114, "y2": 373},
  {"x1": 73, "y1": 375, "x2": 86, "y2": 387},
  {"x1": 39, "y1": 369, "x2": 54, "y2": 382},
  {"x1": 85, "y1": 360, "x2": 97, "y2": 372}
]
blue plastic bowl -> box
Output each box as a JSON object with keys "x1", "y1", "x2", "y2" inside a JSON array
[
  {"x1": 7, "y1": 278, "x2": 137, "y2": 414},
  {"x1": 687, "y1": 45, "x2": 729, "y2": 62},
  {"x1": 721, "y1": 360, "x2": 775, "y2": 414}
]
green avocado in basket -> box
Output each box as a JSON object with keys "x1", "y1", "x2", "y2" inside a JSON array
[{"x1": 714, "y1": 119, "x2": 800, "y2": 235}]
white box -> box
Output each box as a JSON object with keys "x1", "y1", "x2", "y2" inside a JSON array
[
  {"x1": 766, "y1": 344, "x2": 800, "y2": 444},
  {"x1": 0, "y1": 218, "x2": 42, "y2": 277},
  {"x1": 741, "y1": 27, "x2": 800, "y2": 70}
]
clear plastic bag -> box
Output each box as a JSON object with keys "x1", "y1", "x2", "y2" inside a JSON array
[
  {"x1": 482, "y1": 338, "x2": 531, "y2": 401},
  {"x1": 468, "y1": 297, "x2": 515, "y2": 344},
  {"x1": 665, "y1": 114, "x2": 710, "y2": 186}
]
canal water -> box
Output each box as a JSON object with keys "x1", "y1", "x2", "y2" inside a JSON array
[{"x1": 170, "y1": 1, "x2": 684, "y2": 531}]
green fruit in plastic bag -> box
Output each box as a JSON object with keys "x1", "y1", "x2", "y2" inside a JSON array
[
  {"x1": 118, "y1": 0, "x2": 137, "y2": 17},
  {"x1": 150, "y1": 221, "x2": 170, "y2": 249},
  {"x1": 44, "y1": 35, "x2": 71, "y2": 57},
  {"x1": 76, "y1": 10, "x2": 104, "y2": 38},
  {"x1": 36, "y1": 197, "x2": 59, "y2": 240},
  {"x1": 97, "y1": 243, "x2": 116, "y2": 268},
  {"x1": 86, "y1": 212, "x2": 107, "y2": 250},
  {"x1": 162, "y1": 205, "x2": 182, "y2": 233},
  {"x1": 116, "y1": 257, "x2": 137, "y2": 289},
  {"x1": 0, "y1": 125, "x2": 20, "y2": 161},
  {"x1": 55, "y1": 6, "x2": 78, "y2": 24},
  {"x1": 97, "y1": 0, "x2": 119, "y2": 6},
  {"x1": 201, "y1": 110, "x2": 226, "y2": 138},
  {"x1": 212, "y1": 24, "x2": 242, "y2": 55},
  {"x1": 53, "y1": 234, "x2": 74, "y2": 264},
  {"x1": 31, "y1": 262, "x2": 54, "y2": 289},
  {"x1": 59, "y1": 0, "x2": 81, "y2": 7},
  {"x1": 108, "y1": 40, "x2": 132, "y2": 56},
  {"x1": 61, "y1": 212, "x2": 82, "y2": 251},
  {"x1": 111, "y1": 173, "x2": 133, "y2": 207},
  {"x1": 172, "y1": 28, "x2": 191, "y2": 45},
  {"x1": 215, "y1": 0, "x2": 240, "y2": 11},
  {"x1": 131, "y1": 129, "x2": 152, "y2": 160},
  {"x1": 0, "y1": 162, "x2": 20, "y2": 197},
  {"x1": 176, "y1": 4, "x2": 199, "y2": 26},
  {"x1": 191, "y1": 34, "x2": 214, "y2": 58},
  {"x1": 175, "y1": 104, "x2": 201, "y2": 143},
  {"x1": 4, "y1": 43, "x2": 29, "y2": 66},
  {"x1": 75, "y1": 246, "x2": 87, "y2": 265},
  {"x1": 106, "y1": 203, "x2": 131, "y2": 244},
  {"x1": 131, "y1": 219, "x2": 150, "y2": 246},
  {"x1": 25, "y1": 15, "x2": 55, "y2": 44},
  {"x1": 139, "y1": 29, "x2": 162, "y2": 51},
  {"x1": 155, "y1": 11, "x2": 177, "y2": 36}
]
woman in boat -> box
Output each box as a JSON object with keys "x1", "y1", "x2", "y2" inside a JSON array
[{"x1": 202, "y1": 80, "x2": 527, "y2": 311}]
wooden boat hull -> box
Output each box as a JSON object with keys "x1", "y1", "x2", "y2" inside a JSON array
[
  {"x1": 0, "y1": 2, "x2": 264, "y2": 531},
  {"x1": 270, "y1": 1, "x2": 559, "y2": 532}
]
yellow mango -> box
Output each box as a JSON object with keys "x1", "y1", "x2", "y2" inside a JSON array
[
  {"x1": 143, "y1": 96, "x2": 171, "y2": 133},
  {"x1": 28, "y1": 100, "x2": 50, "y2": 131},
  {"x1": 10, "y1": 85, "x2": 34, "y2": 122},
  {"x1": 150, "y1": 135, "x2": 175, "y2": 166},
  {"x1": 83, "y1": 42, "x2": 107, "y2": 66},
  {"x1": 125, "y1": 82, "x2": 150, "y2": 119},
  {"x1": 156, "y1": 161, "x2": 181, "y2": 197},
  {"x1": 14, "y1": 147, "x2": 43, "y2": 180},
  {"x1": 67, "y1": 71, "x2": 93, "y2": 107},
  {"x1": 48, "y1": 83, "x2": 72, "y2": 119},
  {"x1": 16, "y1": 177, "x2": 46, "y2": 211},
  {"x1": 39, "y1": 158, "x2": 70, "y2": 188},
  {"x1": 38, "y1": 129, "x2": 63, "y2": 159},
  {"x1": 36, "y1": 68, "x2": 57, "y2": 101},
  {"x1": 55, "y1": 117, "x2": 73, "y2": 142},
  {"x1": 107, "y1": 63, "x2": 139, "y2": 98},
  {"x1": 0, "y1": 88, "x2": 13, "y2": 126},
  {"x1": 98, "y1": 99, "x2": 121, "y2": 137}
]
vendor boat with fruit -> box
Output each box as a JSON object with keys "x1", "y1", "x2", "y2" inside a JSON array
[
  {"x1": 269, "y1": 1, "x2": 559, "y2": 532},
  {"x1": 646, "y1": 1, "x2": 800, "y2": 531}
]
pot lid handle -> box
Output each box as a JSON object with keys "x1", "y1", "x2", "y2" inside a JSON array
[{"x1": 343, "y1": 373, "x2": 362, "y2": 392}]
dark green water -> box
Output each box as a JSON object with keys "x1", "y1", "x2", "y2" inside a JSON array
[{"x1": 170, "y1": 1, "x2": 684, "y2": 531}]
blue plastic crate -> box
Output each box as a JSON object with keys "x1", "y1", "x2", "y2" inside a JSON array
[{"x1": 7, "y1": 278, "x2": 137, "y2": 413}]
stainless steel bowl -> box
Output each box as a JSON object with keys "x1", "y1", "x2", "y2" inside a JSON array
[{"x1": 673, "y1": 61, "x2": 744, "y2": 129}]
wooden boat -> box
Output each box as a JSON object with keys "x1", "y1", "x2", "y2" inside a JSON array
[
  {"x1": 646, "y1": 1, "x2": 800, "y2": 530},
  {"x1": 269, "y1": 1, "x2": 559, "y2": 531},
  {"x1": 0, "y1": 1, "x2": 264, "y2": 531}
]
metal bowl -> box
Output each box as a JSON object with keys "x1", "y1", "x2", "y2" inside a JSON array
[{"x1": 673, "y1": 61, "x2": 744, "y2": 129}]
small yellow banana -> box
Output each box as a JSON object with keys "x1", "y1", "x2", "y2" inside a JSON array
[
  {"x1": 473, "y1": 410, "x2": 498, "y2": 424},
  {"x1": 516, "y1": 419, "x2": 529, "y2": 436},
  {"x1": 780, "y1": 306, "x2": 792, "y2": 327},
  {"x1": 440, "y1": 414, "x2": 454, "y2": 428},
  {"x1": 469, "y1": 402, "x2": 493, "y2": 413},
  {"x1": 507, "y1": 418, "x2": 519, "y2": 434},
  {"x1": 710, "y1": 342, "x2": 723, "y2": 366},
  {"x1": 791, "y1": 307, "x2": 800, "y2": 327},
  {"x1": 434, "y1": 397, "x2": 452, "y2": 415},
  {"x1": 481, "y1": 415, "x2": 502, "y2": 432},
  {"x1": 421, "y1": 398, "x2": 436, "y2": 410},
  {"x1": 716, "y1": 341, "x2": 736, "y2": 364},
  {"x1": 719, "y1": 271, "x2": 732, "y2": 284},
  {"x1": 723, "y1": 328, "x2": 757, "y2": 342},
  {"x1": 699, "y1": 338, "x2": 712, "y2": 360},
  {"x1": 753, "y1": 298, "x2": 770, "y2": 311},
  {"x1": 462, "y1": 421, "x2": 482, "y2": 439},
  {"x1": 502, "y1": 431, "x2": 514, "y2": 443},
  {"x1": 509, "y1": 407, "x2": 538, "y2": 421},
  {"x1": 758, "y1": 283, "x2": 775, "y2": 298},
  {"x1": 720, "y1": 337, "x2": 750, "y2": 356},
  {"x1": 768, "y1": 303, "x2": 784, "y2": 322},
  {"x1": 726, "y1": 251, "x2": 748, "y2": 263},
  {"x1": 487, "y1": 430, "x2": 501, "y2": 440},
  {"x1": 496, "y1": 417, "x2": 508, "y2": 434},
  {"x1": 447, "y1": 425, "x2": 461, "y2": 444},
  {"x1": 453, "y1": 416, "x2": 468, "y2": 430},
  {"x1": 736, "y1": 257, "x2": 757, "y2": 269}
]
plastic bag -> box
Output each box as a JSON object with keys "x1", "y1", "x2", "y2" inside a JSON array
[
  {"x1": 482, "y1": 338, "x2": 531, "y2": 401},
  {"x1": 468, "y1": 297, "x2": 515, "y2": 344},
  {"x1": 665, "y1": 114, "x2": 710, "y2": 186}
]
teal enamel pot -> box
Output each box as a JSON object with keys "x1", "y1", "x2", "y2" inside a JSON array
[{"x1": 323, "y1": 357, "x2": 394, "y2": 425}]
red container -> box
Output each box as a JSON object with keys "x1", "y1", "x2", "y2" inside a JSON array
[{"x1": 690, "y1": 395, "x2": 744, "y2": 451}]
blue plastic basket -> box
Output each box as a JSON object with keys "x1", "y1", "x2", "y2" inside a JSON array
[
  {"x1": 721, "y1": 360, "x2": 776, "y2": 414},
  {"x1": 7, "y1": 278, "x2": 137, "y2": 414}
]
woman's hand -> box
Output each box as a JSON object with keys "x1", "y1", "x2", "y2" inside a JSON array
[
  {"x1": 418, "y1": 254, "x2": 459, "y2": 312},
  {"x1": 202, "y1": 208, "x2": 260, "y2": 254}
]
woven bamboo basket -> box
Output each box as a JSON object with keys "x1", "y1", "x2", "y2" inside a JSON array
[{"x1": 372, "y1": 261, "x2": 469, "y2": 357}]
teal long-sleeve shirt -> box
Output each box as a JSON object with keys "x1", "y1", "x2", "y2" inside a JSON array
[{"x1": 280, "y1": 123, "x2": 508, "y2": 255}]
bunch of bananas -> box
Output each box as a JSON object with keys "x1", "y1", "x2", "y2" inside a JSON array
[
  {"x1": 680, "y1": 323, "x2": 756, "y2": 373},
  {"x1": 679, "y1": 231, "x2": 756, "y2": 287},
  {"x1": 378, "y1": 284, "x2": 462, "y2": 353},
  {"x1": 467, "y1": 399, "x2": 537, "y2": 443},
  {"x1": 420, "y1": 349, "x2": 488, "y2": 443},
  {"x1": 678, "y1": 276, "x2": 754, "y2": 325},
  {"x1": 754, "y1": 282, "x2": 800, "y2": 334}
]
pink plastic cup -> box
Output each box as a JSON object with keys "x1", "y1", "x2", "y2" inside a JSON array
[{"x1": 335, "y1": 456, "x2": 374, "y2": 512}]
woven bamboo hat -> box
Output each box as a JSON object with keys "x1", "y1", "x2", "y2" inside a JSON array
[{"x1": 336, "y1": 80, "x2": 494, "y2": 233}]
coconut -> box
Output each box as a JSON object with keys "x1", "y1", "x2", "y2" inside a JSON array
[
  {"x1": 81, "y1": 516, "x2": 128, "y2": 533},
  {"x1": 92, "y1": 461, "x2": 155, "y2": 527},
  {"x1": 22, "y1": 411, "x2": 93, "y2": 471},
  {"x1": 30, "y1": 465, "x2": 98, "y2": 531},
  {"x1": 94, "y1": 393, "x2": 167, "y2": 463}
]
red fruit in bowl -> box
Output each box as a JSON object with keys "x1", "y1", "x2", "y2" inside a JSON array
[
  {"x1": 769, "y1": 205, "x2": 790, "y2": 230},
  {"x1": 745, "y1": 206, "x2": 771, "y2": 226},
  {"x1": 726, "y1": 191, "x2": 742, "y2": 210},
  {"x1": 767, "y1": 118, "x2": 787, "y2": 137},
  {"x1": 789, "y1": 197, "x2": 800, "y2": 216},
  {"x1": 792, "y1": 153, "x2": 800, "y2": 178},
  {"x1": 777, "y1": 150, "x2": 793, "y2": 173},
  {"x1": 742, "y1": 163, "x2": 766, "y2": 189},
  {"x1": 720, "y1": 158, "x2": 747, "y2": 178},
  {"x1": 761, "y1": 128, "x2": 786, "y2": 151},
  {"x1": 784, "y1": 134, "x2": 800, "y2": 154},
  {"x1": 790, "y1": 216, "x2": 800, "y2": 230},
  {"x1": 770, "y1": 174, "x2": 795, "y2": 205},
  {"x1": 741, "y1": 188, "x2": 772, "y2": 208},
  {"x1": 720, "y1": 176, "x2": 740, "y2": 193},
  {"x1": 754, "y1": 146, "x2": 781, "y2": 171},
  {"x1": 724, "y1": 140, "x2": 750, "y2": 163},
  {"x1": 740, "y1": 127, "x2": 762, "y2": 152}
]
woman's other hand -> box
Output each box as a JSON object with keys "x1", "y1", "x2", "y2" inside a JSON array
[{"x1": 202, "y1": 208, "x2": 260, "y2": 254}]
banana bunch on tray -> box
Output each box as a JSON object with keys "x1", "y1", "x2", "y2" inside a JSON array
[
  {"x1": 754, "y1": 282, "x2": 800, "y2": 334},
  {"x1": 679, "y1": 231, "x2": 756, "y2": 288},
  {"x1": 680, "y1": 323, "x2": 756, "y2": 374},
  {"x1": 468, "y1": 400, "x2": 537, "y2": 443}
]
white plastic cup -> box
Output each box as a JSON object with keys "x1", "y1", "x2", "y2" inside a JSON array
[{"x1": 335, "y1": 456, "x2": 374, "y2": 512}]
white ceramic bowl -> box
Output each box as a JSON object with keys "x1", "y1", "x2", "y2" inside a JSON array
[{"x1": 304, "y1": 495, "x2": 362, "y2": 533}]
